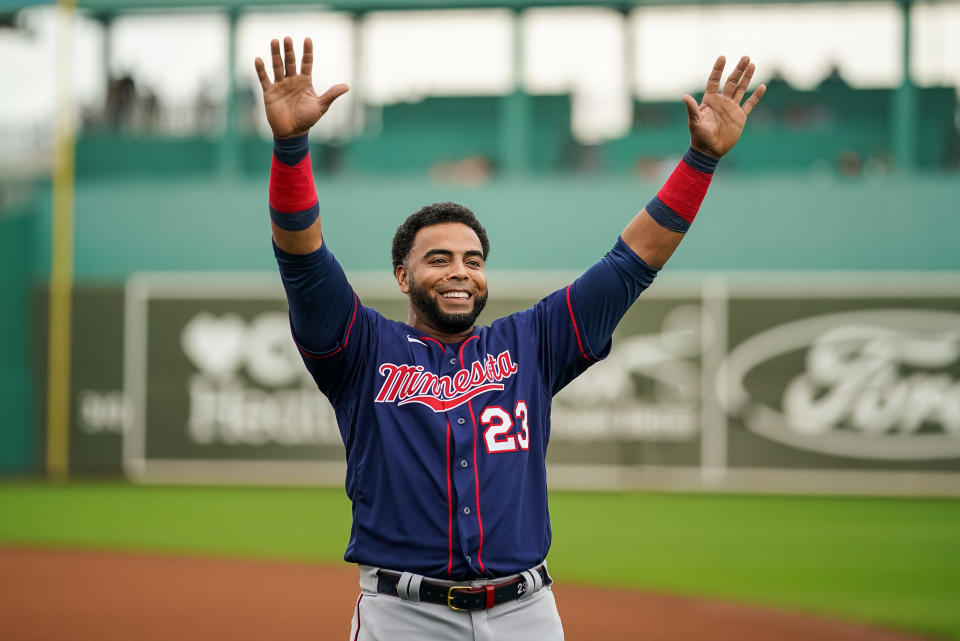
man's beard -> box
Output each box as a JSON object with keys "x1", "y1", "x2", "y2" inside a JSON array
[{"x1": 409, "y1": 277, "x2": 488, "y2": 335}]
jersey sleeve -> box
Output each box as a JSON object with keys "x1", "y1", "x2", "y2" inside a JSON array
[
  {"x1": 535, "y1": 236, "x2": 659, "y2": 394},
  {"x1": 273, "y1": 240, "x2": 375, "y2": 404}
]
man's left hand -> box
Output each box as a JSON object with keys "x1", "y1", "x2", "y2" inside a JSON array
[{"x1": 684, "y1": 55, "x2": 766, "y2": 158}]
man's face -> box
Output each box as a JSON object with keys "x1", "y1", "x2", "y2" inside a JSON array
[{"x1": 397, "y1": 222, "x2": 488, "y2": 334}]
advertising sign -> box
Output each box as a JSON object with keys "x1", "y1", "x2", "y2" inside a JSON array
[
  {"x1": 722, "y1": 297, "x2": 960, "y2": 471},
  {"x1": 121, "y1": 273, "x2": 708, "y2": 482},
  {"x1": 51, "y1": 270, "x2": 955, "y2": 493}
]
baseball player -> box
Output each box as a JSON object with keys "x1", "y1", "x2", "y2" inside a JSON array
[{"x1": 255, "y1": 36, "x2": 764, "y2": 640}]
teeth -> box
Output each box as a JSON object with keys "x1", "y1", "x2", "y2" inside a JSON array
[{"x1": 442, "y1": 292, "x2": 469, "y2": 299}]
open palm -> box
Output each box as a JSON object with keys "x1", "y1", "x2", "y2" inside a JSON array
[
  {"x1": 254, "y1": 37, "x2": 349, "y2": 139},
  {"x1": 683, "y1": 56, "x2": 766, "y2": 158}
]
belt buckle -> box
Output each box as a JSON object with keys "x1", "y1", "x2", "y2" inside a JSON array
[{"x1": 447, "y1": 585, "x2": 472, "y2": 612}]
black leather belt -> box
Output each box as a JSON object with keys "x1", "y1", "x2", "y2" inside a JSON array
[{"x1": 376, "y1": 566, "x2": 552, "y2": 611}]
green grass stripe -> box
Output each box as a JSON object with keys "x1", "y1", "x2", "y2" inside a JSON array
[
  {"x1": 0, "y1": 482, "x2": 350, "y2": 562},
  {"x1": 547, "y1": 491, "x2": 960, "y2": 640},
  {"x1": 2, "y1": 482, "x2": 958, "y2": 639}
]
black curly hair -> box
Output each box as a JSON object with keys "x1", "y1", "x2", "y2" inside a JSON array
[{"x1": 391, "y1": 202, "x2": 490, "y2": 270}]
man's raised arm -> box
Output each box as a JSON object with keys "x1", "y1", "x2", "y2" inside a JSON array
[
  {"x1": 556, "y1": 56, "x2": 765, "y2": 368},
  {"x1": 255, "y1": 37, "x2": 356, "y2": 365},
  {"x1": 622, "y1": 55, "x2": 766, "y2": 268},
  {"x1": 255, "y1": 37, "x2": 348, "y2": 255}
]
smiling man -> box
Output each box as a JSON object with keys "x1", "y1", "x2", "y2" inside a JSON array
[
  {"x1": 256, "y1": 36, "x2": 764, "y2": 641},
  {"x1": 392, "y1": 207, "x2": 491, "y2": 341}
]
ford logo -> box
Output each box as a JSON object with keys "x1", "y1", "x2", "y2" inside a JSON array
[{"x1": 717, "y1": 309, "x2": 960, "y2": 460}]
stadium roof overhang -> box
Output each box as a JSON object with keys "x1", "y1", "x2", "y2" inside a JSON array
[{"x1": 1, "y1": 0, "x2": 910, "y2": 13}]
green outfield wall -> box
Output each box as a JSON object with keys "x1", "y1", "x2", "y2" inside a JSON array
[
  {"x1": 0, "y1": 187, "x2": 35, "y2": 474},
  {"x1": 24, "y1": 172, "x2": 960, "y2": 278}
]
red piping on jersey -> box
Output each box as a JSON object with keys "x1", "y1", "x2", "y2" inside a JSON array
[
  {"x1": 459, "y1": 334, "x2": 485, "y2": 574},
  {"x1": 352, "y1": 594, "x2": 363, "y2": 641},
  {"x1": 420, "y1": 336, "x2": 446, "y2": 350},
  {"x1": 296, "y1": 293, "x2": 358, "y2": 360},
  {"x1": 565, "y1": 284, "x2": 595, "y2": 363},
  {"x1": 420, "y1": 333, "x2": 461, "y2": 576},
  {"x1": 445, "y1": 418, "x2": 453, "y2": 577}
]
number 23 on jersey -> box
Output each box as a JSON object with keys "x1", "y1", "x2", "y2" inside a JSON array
[{"x1": 480, "y1": 401, "x2": 530, "y2": 454}]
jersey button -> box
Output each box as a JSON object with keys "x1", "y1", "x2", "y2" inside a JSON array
[
  {"x1": 449, "y1": 358, "x2": 457, "y2": 365},
  {"x1": 466, "y1": 556, "x2": 472, "y2": 563},
  {"x1": 460, "y1": 459, "x2": 468, "y2": 468},
  {"x1": 463, "y1": 506, "x2": 471, "y2": 515},
  {"x1": 457, "y1": 418, "x2": 465, "y2": 425}
]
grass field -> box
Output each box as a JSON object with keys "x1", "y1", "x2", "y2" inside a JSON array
[{"x1": 1, "y1": 481, "x2": 958, "y2": 639}]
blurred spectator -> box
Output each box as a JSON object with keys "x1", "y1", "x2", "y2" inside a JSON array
[
  {"x1": 837, "y1": 150, "x2": 862, "y2": 178},
  {"x1": 238, "y1": 82, "x2": 258, "y2": 134},
  {"x1": 195, "y1": 85, "x2": 218, "y2": 133},
  {"x1": 817, "y1": 64, "x2": 850, "y2": 90},
  {"x1": 944, "y1": 126, "x2": 960, "y2": 170},
  {"x1": 430, "y1": 156, "x2": 494, "y2": 185},
  {"x1": 141, "y1": 88, "x2": 160, "y2": 132},
  {"x1": 105, "y1": 73, "x2": 136, "y2": 130},
  {"x1": 863, "y1": 150, "x2": 893, "y2": 175},
  {"x1": 763, "y1": 69, "x2": 791, "y2": 94}
]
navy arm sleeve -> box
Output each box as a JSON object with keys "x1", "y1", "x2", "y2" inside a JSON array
[
  {"x1": 569, "y1": 236, "x2": 660, "y2": 355},
  {"x1": 273, "y1": 240, "x2": 378, "y2": 405},
  {"x1": 273, "y1": 240, "x2": 357, "y2": 356},
  {"x1": 534, "y1": 236, "x2": 659, "y2": 395}
]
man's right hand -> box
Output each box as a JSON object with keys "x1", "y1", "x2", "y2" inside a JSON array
[{"x1": 255, "y1": 36, "x2": 349, "y2": 139}]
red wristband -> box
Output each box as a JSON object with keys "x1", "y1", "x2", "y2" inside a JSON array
[
  {"x1": 655, "y1": 154, "x2": 715, "y2": 224},
  {"x1": 269, "y1": 153, "x2": 318, "y2": 213}
]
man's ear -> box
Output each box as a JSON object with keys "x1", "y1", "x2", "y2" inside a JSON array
[{"x1": 396, "y1": 264, "x2": 410, "y2": 294}]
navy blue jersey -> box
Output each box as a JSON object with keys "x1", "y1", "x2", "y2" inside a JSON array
[{"x1": 275, "y1": 237, "x2": 657, "y2": 580}]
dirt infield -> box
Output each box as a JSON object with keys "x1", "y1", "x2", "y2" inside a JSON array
[{"x1": 0, "y1": 547, "x2": 928, "y2": 641}]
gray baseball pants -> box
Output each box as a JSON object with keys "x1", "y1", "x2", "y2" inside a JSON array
[{"x1": 348, "y1": 563, "x2": 565, "y2": 640}]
